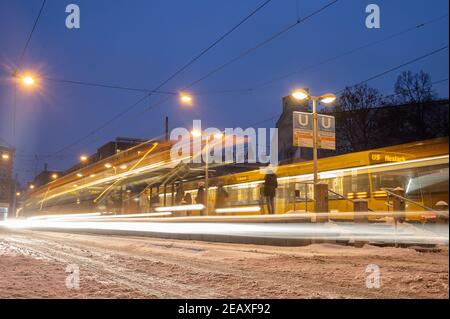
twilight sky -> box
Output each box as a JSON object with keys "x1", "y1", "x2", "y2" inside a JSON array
[{"x1": 0, "y1": 0, "x2": 448, "y2": 183}]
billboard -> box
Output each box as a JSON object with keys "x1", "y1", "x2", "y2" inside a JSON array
[{"x1": 293, "y1": 112, "x2": 336, "y2": 150}]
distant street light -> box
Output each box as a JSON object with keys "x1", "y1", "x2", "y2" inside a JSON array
[
  {"x1": 190, "y1": 129, "x2": 202, "y2": 138},
  {"x1": 51, "y1": 173, "x2": 58, "y2": 180},
  {"x1": 14, "y1": 71, "x2": 38, "y2": 88},
  {"x1": 21, "y1": 75, "x2": 35, "y2": 86},
  {"x1": 80, "y1": 155, "x2": 88, "y2": 162},
  {"x1": 179, "y1": 92, "x2": 193, "y2": 106},
  {"x1": 1, "y1": 153, "x2": 9, "y2": 161},
  {"x1": 291, "y1": 89, "x2": 336, "y2": 185}
]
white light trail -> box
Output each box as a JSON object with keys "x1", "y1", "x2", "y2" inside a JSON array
[
  {"x1": 27, "y1": 212, "x2": 101, "y2": 221},
  {"x1": 0, "y1": 218, "x2": 447, "y2": 246},
  {"x1": 215, "y1": 206, "x2": 261, "y2": 213},
  {"x1": 155, "y1": 204, "x2": 205, "y2": 212}
]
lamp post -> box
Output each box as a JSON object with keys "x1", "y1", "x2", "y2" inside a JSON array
[
  {"x1": 291, "y1": 89, "x2": 336, "y2": 207},
  {"x1": 191, "y1": 130, "x2": 223, "y2": 216},
  {"x1": 12, "y1": 72, "x2": 38, "y2": 137}
]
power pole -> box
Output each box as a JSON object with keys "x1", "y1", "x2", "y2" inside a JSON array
[
  {"x1": 11, "y1": 174, "x2": 17, "y2": 218},
  {"x1": 165, "y1": 116, "x2": 169, "y2": 143}
]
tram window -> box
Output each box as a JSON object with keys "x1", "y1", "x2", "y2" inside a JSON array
[
  {"x1": 226, "y1": 184, "x2": 260, "y2": 206},
  {"x1": 407, "y1": 166, "x2": 449, "y2": 194},
  {"x1": 372, "y1": 169, "x2": 413, "y2": 191},
  {"x1": 342, "y1": 173, "x2": 370, "y2": 195}
]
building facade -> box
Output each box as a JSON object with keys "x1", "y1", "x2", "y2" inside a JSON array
[
  {"x1": 276, "y1": 97, "x2": 449, "y2": 163},
  {"x1": 0, "y1": 145, "x2": 15, "y2": 218},
  {"x1": 276, "y1": 94, "x2": 312, "y2": 163}
]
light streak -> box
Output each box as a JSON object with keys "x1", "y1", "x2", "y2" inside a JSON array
[
  {"x1": 93, "y1": 142, "x2": 159, "y2": 203},
  {"x1": 155, "y1": 204, "x2": 205, "y2": 212},
  {"x1": 27, "y1": 212, "x2": 101, "y2": 221},
  {"x1": 215, "y1": 206, "x2": 261, "y2": 213},
  {"x1": 0, "y1": 216, "x2": 448, "y2": 246}
]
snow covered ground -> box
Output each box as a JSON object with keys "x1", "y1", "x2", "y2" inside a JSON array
[{"x1": 0, "y1": 229, "x2": 448, "y2": 299}]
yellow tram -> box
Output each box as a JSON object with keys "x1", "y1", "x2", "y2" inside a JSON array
[{"x1": 24, "y1": 138, "x2": 448, "y2": 222}]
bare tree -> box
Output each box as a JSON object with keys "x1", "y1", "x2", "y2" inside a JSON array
[
  {"x1": 394, "y1": 70, "x2": 437, "y2": 104},
  {"x1": 330, "y1": 84, "x2": 385, "y2": 152},
  {"x1": 394, "y1": 70, "x2": 440, "y2": 139}
]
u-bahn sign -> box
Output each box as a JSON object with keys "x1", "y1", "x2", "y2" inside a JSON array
[{"x1": 293, "y1": 112, "x2": 336, "y2": 150}]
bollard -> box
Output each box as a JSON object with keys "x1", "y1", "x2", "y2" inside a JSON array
[
  {"x1": 393, "y1": 187, "x2": 406, "y2": 223},
  {"x1": 314, "y1": 182, "x2": 329, "y2": 223},
  {"x1": 354, "y1": 199, "x2": 369, "y2": 223}
]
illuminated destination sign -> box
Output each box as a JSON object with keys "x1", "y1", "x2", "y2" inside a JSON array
[{"x1": 369, "y1": 152, "x2": 408, "y2": 164}]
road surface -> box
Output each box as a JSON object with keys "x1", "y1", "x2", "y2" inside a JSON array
[{"x1": 0, "y1": 228, "x2": 447, "y2": 299}]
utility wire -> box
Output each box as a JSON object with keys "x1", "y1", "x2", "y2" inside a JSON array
[
  {"x1": 51, "y1": 0, "x2": 274, "y2": 156},
  {"x1": 17, "y1": 0, "x2": 47, "y2": 69},
  {"x1": 84, "y1": 0, "x2": 340, "y2": 154},
  {"x1": 44, "y1": 77, "x2": 177, "y2": 95},
  {"x1": 180, "y1": 0, "x2": 339, "y2": 93},
  {"x1": 341, "y1": 45, "x2": 448, "y2": 92},
  {"x1": 248, "y1": 46, "x2": 449, "y2": 127},
  {"x1": 142, "y1": 0, "x2": 340, "y2": 114},
  {"x1": 246, "y1": 14, "x2": 448, "y2": 92},
  {"x1": 34, "y1": 13, "x2": 446, "y2": 99}
]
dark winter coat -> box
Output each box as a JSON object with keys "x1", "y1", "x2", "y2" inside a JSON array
[
  {"x1": 263, "y1": 173, "x2": 278, "y2": 197},
  {"x1": 196, "y1": 187, "x2": 205, "y2": 205}
]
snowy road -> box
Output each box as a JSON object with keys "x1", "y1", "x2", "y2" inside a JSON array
[{"x1": 0, "y1": 228, "x2": 448, "y2": 299}]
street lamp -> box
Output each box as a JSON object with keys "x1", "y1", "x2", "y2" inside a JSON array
[
  {"x1": 179, "y1": 92, "x2": 193, "y2": 106},
  {"x1": 291, "y1": 88, "x2": 336, "y2": 184},
  {"x1": 1, "y1": 153, "x2": 9, "y2": 161},
  {"x1": 191, "y1": 130, "x2": 224, "y2": 216},
  {"x1": 80, "y1": 155, "x2": 88, "y2": 163},
  {"x1": 21, "y1": 75, "x2": 35, "y2": 86},
  {"x1": 14, "y1": 72, "x2": 37, "y2": 88}
]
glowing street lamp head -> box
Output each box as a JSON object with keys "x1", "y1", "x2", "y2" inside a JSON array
[
  {"x1": 320, "y1": 93, "x2": 337, "y2": 104},
  {"x1": 29, "y1": 184, "x2": 35, "y2": 190},
  {"x1": 191, "y1": 129, "x2": 202, "y2": 138},
  {"x1": 1, "y1": 153, "x2": 9, "y2": 160},
  {"x1": 21, "y1": 75, "x2": 35, "y2": 87},
  {"x1": 80, "y1": 155, "x2": 88, "y2": 162},
  {"x1": 51, "y1": 174, "x2": 58, "y2": 180},
  {"x1": 291, "y1": 89, "x2": 309, "y2": 101},
  {"x1": 179, "y1": 92, "x2": 193, "y2": 105}
]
